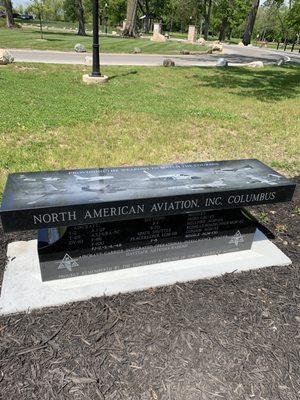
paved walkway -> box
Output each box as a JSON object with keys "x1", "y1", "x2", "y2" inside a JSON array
[{"x1": 10, "y1": 44, "x2": 300, "y2": 67}]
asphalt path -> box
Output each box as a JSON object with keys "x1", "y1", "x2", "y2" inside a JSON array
[{"x1": 10, "y1": 44, "x2": 300, "y2": 67}]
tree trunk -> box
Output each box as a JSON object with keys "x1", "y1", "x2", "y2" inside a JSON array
[
  {"x1": 199, "y1": 17, "x2": 203, "y2": 37},
  {"x1": 139, "y1": 0, "x2": 150, "y2": 33},
  {"x1": 242, "y1": 0, "x2": 260, "y2": 46},
  {"x1": 219, "y1": 18, "x2": 227, "y2": 42},
  {"x1": 3, "y1": 0, "x2": 14, "y2": 28},
  {"x1": 123, "y1": 0, "x2": 138, "y2": 37},
  {"x1": 145, "y1": 0, "x2": 151, "y2": 34},
  {"x1": 38, "y1": 8, "x2": 44, "y2": 39},
  {"x1": 203, "y1": 0, "x2": 212, "y2": 40},
  {"x1": 75, "y1": 0, "x2": 86, "y2": 36}
]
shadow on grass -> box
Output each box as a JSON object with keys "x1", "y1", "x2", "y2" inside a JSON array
[
  {"x1": 192, "y1": 66, "x2": 300, "y2": 102},
  {"x1": 108, "y1": 70, "x2": 138, "y2": 80},
  {"x1": 42, "y1": 38, "x2": 65, "y2": 42},
  {"x1": 30, "y1": 30, "x2": 134, "y2": 41},
  {"x1": 35, "y1": 30, "x2": 93, "y2": 38},
  {"x1": 26, "y1": 29, "x2": 150, "y2": 42}
]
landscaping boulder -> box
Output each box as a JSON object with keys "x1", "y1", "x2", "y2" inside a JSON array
[
  {"x1": 150, "y1": 32, "x2": 167, "y2": 42},
  {"x1": 211, "y1": 43, "x2": 223, "y2": 52},
  {"x1": 216, "y1": 58, "x2": 228, "y2": 67},
  {"x1": 163, "y1": 58, "x2": 175, "y2": 67},
  {"x1": 277, "y1": 56, "x2": 290, "y2": 66},
  {"x1": 0, "y1": 49, "x2": 14, "y2": 65},
  {"x1": 248, "y1": 61, "x2": 264, "y2": 68},
  {"x1": 180, "y1": 50, "x2": 190, "y2": 55},
  {"x1": 197, "y1": 37, "x2": 206, "y2": 45},
  {"x1": 238, "y1": 42, "x2": 244, "y2": 47},
  {"x1": 133, "y1": 47, "x2": 142, "y2": 54},
  {"x1": 74, "y1": 43, "x2": 86, "y2": 53}
]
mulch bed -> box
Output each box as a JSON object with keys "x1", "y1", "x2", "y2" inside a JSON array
[{"x1": 0, "y1": 178, "x2": 299, "y2": 400}]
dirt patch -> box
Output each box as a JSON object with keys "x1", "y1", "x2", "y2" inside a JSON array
[{"x1": 0, "y1": 178, "x2": 299, "y2": 400}]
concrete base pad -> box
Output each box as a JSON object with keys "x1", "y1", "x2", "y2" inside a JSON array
[
  {"x1": 82, "y1": 74, "x2": 108, "y2": 84},
  {"x1": 0, "y1": 230, "x2": 291, "y2": 315}
]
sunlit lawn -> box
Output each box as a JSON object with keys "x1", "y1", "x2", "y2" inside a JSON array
[
  {"x1": 0, "y1": 26, "x2": 207, "y2": 54},
  {"x1": 0, "y1": 63, "x2": 299, "y2": 196}
]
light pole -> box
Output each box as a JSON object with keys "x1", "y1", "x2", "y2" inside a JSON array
[
  {"x1": 82, "y1": 0, "x2": 108, "y2": 84},
  {"x1": 91, "y1": 0, "x2": 100, "y2": 77}
]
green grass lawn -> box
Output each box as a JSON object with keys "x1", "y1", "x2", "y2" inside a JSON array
[
  {"x1": 15, "y1": 19, "x2": 95, "y2": 31},
  {"x1": 0, "y1": 26, "x2": 207, "y2": 54},
  {"x1": 0, "y1": 63, "x2": 299, "y2": 195}
]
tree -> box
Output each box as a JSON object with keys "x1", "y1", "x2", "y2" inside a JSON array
[
  {"x1": 213, "y1": 0, "x2": 250, "y2": 41},
  {"x1": 107, "y1": 0, "x2": 127, "y2": 26},
  {"x1": 195, "y1": 0, "x2": 213, "y2": 39},
  {"x1": 123, "y1": 0, "x2": 138, "y2": 36},
  {"x1": 242, "y1": 0, "x2": 260, "y2": 45},
  {"x1": 63, "y1": 0, "x2": 77, "y2": 21},
  {"x1": 2, "y1": 0, "x2": 14, "y2": 28},
  {"x1": 48, "y1": 0, "x2": 64, "y2": 20},
  {"x1": 75, "y1": 0, "x2": 86, "y2": 36},
  {"x1": 203, "y1": 0, "x2": 213, "y2": 39},
  {"x1": 29, "y1": 0, "x2": 46, "y2": 39},
  {"x1": 288, "y1": 0, "x2": 300, "y2": 32},
  {"x1": 138, "y1": 0, "x2": 167, "y2": 33}
]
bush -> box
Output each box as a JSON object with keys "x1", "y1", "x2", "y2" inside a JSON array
[{"x1": 0, "y1": 19, "x2": 22, "y2": 28}]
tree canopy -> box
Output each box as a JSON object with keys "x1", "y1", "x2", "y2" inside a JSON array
[{"x1": 9, "y1": 0, "x2": 300, "y2": 44}]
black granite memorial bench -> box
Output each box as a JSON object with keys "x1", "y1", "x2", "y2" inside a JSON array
[{"x1": 0, "y1": 159, "x2": 295, "y2": 282}]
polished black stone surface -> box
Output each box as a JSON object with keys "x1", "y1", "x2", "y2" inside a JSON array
[
  {"x1": 38, "y1": 208, "x2": 257, "y2": 281},
  {"x1": 0, "y1": 160, "x2": 295, "y2": 232}
]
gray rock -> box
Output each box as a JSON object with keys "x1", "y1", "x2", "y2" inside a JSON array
[
  {"x1": 163, "y1": 59, "x2": 175, "y2": 67},
  {"x1": 211, "y1": 43, "x2": 223, "y2": 52},
  {"x1": 277, "y1": 59, "x2": 285, "y2": 66},
  {"x1": 133, "y1": 47, "x2": 142, "y2": 54},
  {"x1": 247, "y1": 61, "x2": 264, "y2": 68},
  {"x1": 150, "y1": 32, "x2": 167, "y2": 42},
  {"x1": 0, "y1": 49, "x2": 14, "y2": 65},
  {"x1": 197, "y1": 37, "x2": 206, "y2": 45},
  {"x1": 277, "y1": 56, "x2": 290, "y2": 66},
  {"x1": 74, "y1": 43, "x2": 86, "y2": 53},
  {"x1": 216, "y1": 58, "x2": 228, "y2": 67}
]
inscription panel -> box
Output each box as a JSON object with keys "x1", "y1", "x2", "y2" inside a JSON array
[{"x1": 38, "y1": 209, "x2": 257, "y2": 281}]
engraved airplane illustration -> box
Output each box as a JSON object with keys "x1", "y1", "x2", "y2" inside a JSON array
[
  {"x1": 186, "y1": 179, "x2": 227, "y2": 190},
  {"x1": 246, "y1": 175, "x2": 279, "y2": 185},
  {"x1": 74, "y1": 174, "x2": 114, "y2": 182},
  {"x1": 26, "y1": 184, "x2": 68, "y2": 205},
  {"x1": 214, "y1": 164, "x2": 254, "y2": 174},
  {"x1": 143, "y1": 171, "x2": 202, "y2": 181},
  {"x1": 42, "y1": 177, "x2": 61, "y2": 182},
  {"x1": 81, "y1": 184, "x2": 126, "y2": 194},
  {"x1": 19, "y1": 175, "x2": 37, "y2": 182},
  {"x1": 267, "y1": 173, "x2": 282, "y2": 180}
]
